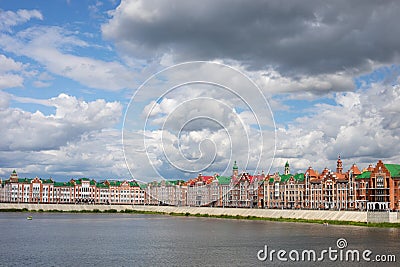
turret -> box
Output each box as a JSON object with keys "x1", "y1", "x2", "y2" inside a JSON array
[
  {"x1": 233, "y1": 161, "x2": 238, "y2": 177},
  {"x1": 336, "y1": 155, "x2": 343, "y2": 174},
  {"x1": 284, "y1": 161, "x2": 290, "y2": 175}
]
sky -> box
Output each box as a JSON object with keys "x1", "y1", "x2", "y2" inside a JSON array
[{"x1": 0, "y1": 0, "x2": 400, "y2": 182}]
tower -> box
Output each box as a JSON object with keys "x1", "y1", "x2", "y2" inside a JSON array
[
  {"x1": 9, "y1": 170, "x2": 19, "y2": 182},
  {"x1": 284, "y1": 161, "x2": 290, "y2": 175},
  {"x1": 336, "y1": 155, "x2": 343, "y2": 174},
  {"x1": 233, "y1": 161, "x2": 238, "y2": 177}
]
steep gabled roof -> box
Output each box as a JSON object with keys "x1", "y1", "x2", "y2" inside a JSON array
[
  {"x1": 216, "y1": 176, "x2": 231, "y2": 185},
  {"x1": 349, "y1": 164, "x2": 362, "y2": 175},
  {"x1": 305, "y1": 167, "x2": 318, "y2": 178},
  {"x1": 54, "y1": 181, "x2": 74, "y2": 187},
  {"x1": 139, "y1": 184, "x2": 147, "y2": 189},
  {"x1": 384, "y1": 164, "x2": 400, "y2": 178},
  {"x1": 129, "y1": 181, "x2": 140, "y2": 187},
  {"x1": 278, "y1": 173, "x2": 305, "y2": 183},
  {"x1": 96, "y1": 182, "x2": 109, "y2": 188},
  {"x1": 294, "y1": 173, "x2": 305, "y2": 182},
  {"x1": 356, "y1": 171, "x2": 371, "y2": 179}
]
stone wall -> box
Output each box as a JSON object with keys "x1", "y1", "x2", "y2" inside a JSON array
[
  {"x1": 0, "y1": 203, "x2": 370, "y2": 222},
  {"x1": 367, "y1": 211, "x2": 400, "y2": 223},
  {"x1": 2, "y1": 203, "x2": 400, "y2": 223}
]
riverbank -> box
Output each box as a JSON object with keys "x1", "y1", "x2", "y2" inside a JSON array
[{"x1": 1, "y1": 203, "x2": 400, "y2": 227}]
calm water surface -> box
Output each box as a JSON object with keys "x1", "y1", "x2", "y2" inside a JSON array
[{"x1": 0, "y1": 212, "x2": 399, "y2": 266}]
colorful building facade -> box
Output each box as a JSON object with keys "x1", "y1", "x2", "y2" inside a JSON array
[
  {"x1": 0, "y1": 171, "x2": 145, "y2": 205},
  {"x1": 2, "y1": 158, "x2": 400, "y2": 211}
]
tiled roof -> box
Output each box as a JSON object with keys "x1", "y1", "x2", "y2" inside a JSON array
[
  {"x1": 335, "y1": 172, "x2": 346, "y2": 180},
  {"x1": 356, "y1": 171, "x2": 371, "y2": 179},
  {"x1": 279, "y1": 174, "x2": 291, "y2": 182},
  {"x1": 294, "y1": 173, "x2": 305, "y2": 181},
  {"x1": 139, "y1": 184, "x2": 147, "y2": 189},
  {"x1": 305, "y1": 167, "x2": 318, "y2": 178},
  {"x1": 349, "y1": 164, "x2": 362, "y2": 175},
  {"x1": 384, "y1": 164, "x2": 400, "y2": 178},
  {"x1": 96, "y1": 183, "x2": 109, "y2": 188},
  {"x1": 54, "y1": 182, "x2": 74, "y2": 187},
  {"x1": 18, "y1": 178, "x2": 32, "y2": 183},
  {"x1": 279, "y1": 173, "x2": 304, "y2": 183},
  {"x1": 108, "y1": 181, "x2": 122, "y2": 186},
  {"x1": 216, "y1": 176, "x2": 231, "y2": 185}
]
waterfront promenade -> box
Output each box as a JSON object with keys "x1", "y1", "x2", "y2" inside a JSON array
[{"x1": 3, "y1": 202, "x2": 400, "y2": 223}]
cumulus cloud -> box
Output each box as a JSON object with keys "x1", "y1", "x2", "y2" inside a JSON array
[
  {"x1": 122, "y1": 62, "x2": 276, "y2": 181},
  {"x1": 0, "y1": 94, "x2": 122, "y2": 151},
  {"x1": 0, "y1": 54, "x2": 25, "y2": 89},
  {"x1": 0, "y1": 129, "x2": 130, "y2": 180},
  {"x1": 102, "y1": 0, "x2": 400, "y2": 89},
  {"x1": 274, "y1": 83, "x2": 400, "y2": 173}
]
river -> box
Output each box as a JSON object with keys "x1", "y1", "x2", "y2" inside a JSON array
[{"x1": 0, "y1": 212, "x2": 398, "y2": 266}]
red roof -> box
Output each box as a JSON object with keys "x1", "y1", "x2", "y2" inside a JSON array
[
  {"x1": 367, "y1": 164, "x2": 374, "y2": 172},
  {"x1": 305, "y1": 167, "x2": 318, "y2": 178},
  {"x1": 349, "y1": 164, "x2": 361, "y2": 175}
]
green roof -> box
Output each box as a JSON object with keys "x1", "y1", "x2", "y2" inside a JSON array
[
  {"x1": 17, "y1": 178, "x2": 28, "y2": 183},
  {"x1": 96, "y1": 183, "x2": 109, "y2": 188},
  {"x1": 233, "y1": 161, "x2": 238, "y2": 170},
  {"x1": 279, "y1": 174, "x2": 291, "y2": 182},
  {"x1": 54, "y1": 182, "x2": 74, "y2": 187},
  {"x1": 217, "y1": 176, "x2": 231, "y2": 185},
  {"x1": 279, "y1": 173, "x2": 304, "y2": 183},
  {"x1": 139, "y1": 184, "x2": 147, "y2": 189},
  {"x1": 108, "y1": 181, "x2": 122, "y2": 186},
  {"x1": 356, "y1": 171, "x2": 371, "y2": 179},
  {"x1": 285, "y1": 161, "x2": 289, "y2": 167},
  {"x1": 129, "y1": 181, "x2": 139, "y2": 187},
  {"x1": 294, "y1": 173, "x2": 305, "y2": 181},
  {"x1": 165, "y1": 180, "x2": 185, "y2": 186},
  {"x1": 385, "y1": 164, "x2": 400, "y2": 178}
]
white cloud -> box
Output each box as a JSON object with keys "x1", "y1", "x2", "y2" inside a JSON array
[
  {"x1": 0, "y1": 54, "x2": 25, "y2": 89},
  {"x1": 0, "y1": 94, "x2": 122, "y2": 151},
  {"x1": 273, "y1": 83, "x2": 400, "y2": 173},
  {"x1": 0, "y1": 9, "x2": 43, "y2": 32},
  {"x1": 0, "y1": 129, "x2": 130, "y2": 180},
  {"x1": 0, "y1": 91, "x2": 11, "y2": 109},
  {"x1": 0, "y1": 26, "x2": 135, "y2": 91}
]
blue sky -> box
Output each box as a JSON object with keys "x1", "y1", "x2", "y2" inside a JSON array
[{"x1": 1, "y1": 0, "x2": 400, "y2": 182}]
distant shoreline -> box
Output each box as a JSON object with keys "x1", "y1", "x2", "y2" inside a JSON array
[{"x1": 1, "y1": 203, "x2": 400, "y2": 228}]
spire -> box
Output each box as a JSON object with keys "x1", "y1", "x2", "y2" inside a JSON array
[
  {"x1": 336, "y1": 155, "x2": 343, "y2": 174},
  {"x1": 10, "y1": 170, "x2": 19, "y2": 182},
  {"x1": 284, "y1": 161, "x2": 290, "y2": 175},
  {"x1": 232, "y1": 161, "x2": 238, "y2": 177},
  {"x1": 233, "y1": 161, "x2": 238, "y2": 170}
]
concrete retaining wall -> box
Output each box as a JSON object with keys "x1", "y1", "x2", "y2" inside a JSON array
[
  {"x1": 367, "y1": 211, "x2": 400, "y2": 223},
  {"x1": 0, "y1": 203, "x2": 368, "y2": 222},
  {"x1": 131, "y1": 206, "x2": 368, "y2": 222},
  {"x1": 2, "y1": 203, "x2": 400, "y2": 223}
]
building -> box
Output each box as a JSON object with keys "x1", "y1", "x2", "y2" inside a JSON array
[
  {"x1": 264, "y1": 162, "x2": 305, "y2": 209},
  {"x1": 2, "y1": 158, "x2": 400, "y2": 211},
  {"x1": 0, "y1": 171, "x2": 145, "y2": 205}
]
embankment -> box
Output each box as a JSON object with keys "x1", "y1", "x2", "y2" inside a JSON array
[{"x1": 1, "y1": 203, "x2": 399, "y2": 225}]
